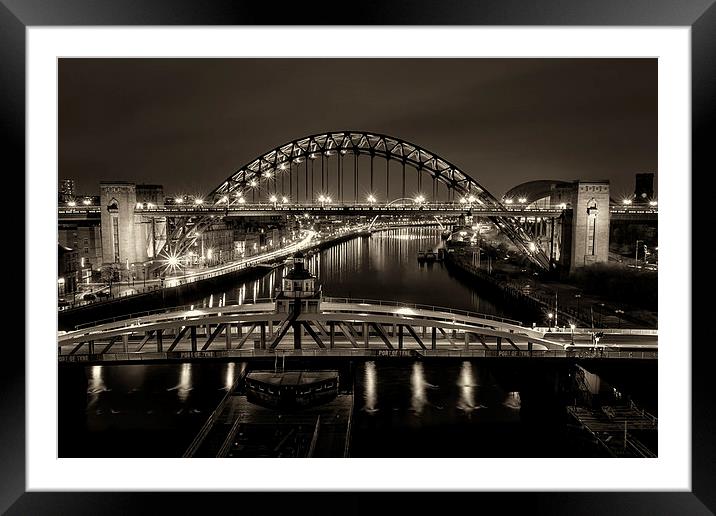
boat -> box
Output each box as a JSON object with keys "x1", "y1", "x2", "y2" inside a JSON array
[{"x1": 245, "y1": 370, "x2": 339, "y2": 410}]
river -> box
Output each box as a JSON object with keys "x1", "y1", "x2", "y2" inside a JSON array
[{"x1": 58, "y1": 227, "x2": 656, "y2": 458}]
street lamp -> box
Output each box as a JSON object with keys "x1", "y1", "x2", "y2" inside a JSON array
[
  {"x1": 367, "y1": 194, "x2": 376, "y2": 204},
  {"x1": 615, "y1": 309, "x2": 624, "y2": 328},
  {"x1": 570, "y1": 323, "x2": 576, "y2": 345},
  {"x1": 574, "y1": 293, "x2": 582, "y2": 320},
  {"x1": 547, "y1": 312, "x2": 554, "y2": 330},
  {"x1": 414, "y1": 195, "x2": 425, "y2": 204},
  {"x1": 635, "y1": 239, "x2": 643, "y2": 267}
]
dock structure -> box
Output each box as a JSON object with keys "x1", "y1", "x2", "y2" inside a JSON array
[
  {"x1": 567, "y1": 402, "x2": 657, "y2": 457},
  {"x1": 184, "y1": 383, "x2": 352, "y2": 458}
]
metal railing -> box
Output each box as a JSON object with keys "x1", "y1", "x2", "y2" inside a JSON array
[
  {"x1": 323, "y1": 296, "x2": 522, "y2": 326},
  {"x1": 182, "y1": 368, "x2": 245, "y2": 458},
  {"x1": 307, "y1": 415, "x2": 321, "y2": 458},
  {"x1": 533, "y1": 327, "x2": 658, "y2": 336},
  {"x1": 71, "y1": 298, "x2": 276, "y2": 331},
  {"x1": 68, "y1": 294, "x2": 524, "y2": 335},
  {"x1": 57, "y1": 348, "x2": 658, "y2": 363}
]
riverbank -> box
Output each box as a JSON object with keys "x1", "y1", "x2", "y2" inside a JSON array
[{"x1": 445, "y1": 252, "x2": 657, "y2": 329}]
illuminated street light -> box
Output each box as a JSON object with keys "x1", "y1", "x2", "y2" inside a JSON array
[
  {"x1": 219, "y1": 196, "x2": 228, "y2": 204},
  {"x1": 67, "y1": 201, "x2": 76, "y2": 207},
  {"x1": 281, "y1": 196, "x2": 289, "y2": 204},
  {"x1": 194, "y1": 198, "x2": 204, "y2": 205},
  {"x1": 367, "y1": 194, "x2": 376, "y2": 204},
  {"x1": 249, "y1": 179, "x2": 258, "y2": 187},
  {"x1": 82, "y1": 199, "x2": 92, "y2": 205},
  {"x1": 504, "y1": 198, "x2": 513, "y2": 205},
  {"x1": 459, "y1": 197, "x2": 468, "y2": 204},
  {"x1": 175, "y1": 197, "x2": 184, "y2": 204},
  {"x1": 649, "y1": 200, "x2": 658, "y2": 206},
  {"x1": 414, "y1": 195, "x2": 425, "y2": 204},
  {"x1": 518, "y1": 197, "x2": 527, "y2": 203},
  {"x1": 269, "y1": 195, "x2": 278, "y2": 204},
  {"x1": 622, "y1": 199, "x2": 632, "y2": 205},
  {"x1": 468, "y1": 195, "x2": 477, "y2": 203},
  {"x1": 279, "y1": 163, "x2": 287, "y2": 171},
  {"x1": 263, "y1": 171, "x2": 273, "y2": 178},
  {"x1": 238, "y1": 196, "x2": 246, "y2": 204},
  {"x1": 615, "y1": 309, "x2": 625, "y2": 328}
]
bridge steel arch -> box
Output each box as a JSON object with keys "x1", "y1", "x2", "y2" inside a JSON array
[{"x1": 162, "y1": 131, "x2": 551, "y2": 269}]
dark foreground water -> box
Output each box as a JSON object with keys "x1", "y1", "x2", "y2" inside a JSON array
[{"x1": 58, "y1": 228, "x2": 657, "y2": 457}]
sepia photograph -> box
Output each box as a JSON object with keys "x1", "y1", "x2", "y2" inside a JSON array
[{"x1": 56, "y1": 57, "x2": 658, "y2": 460}]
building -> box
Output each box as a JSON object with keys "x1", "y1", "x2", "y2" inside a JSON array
[
  {"x1": 58, "y1": 223, "x2": 103, "y2": 277},
  {"x1": 274, "y1": 251, "x2": 322, "y2": 314},
  {"x1": 59, "y1": 179, "x2": 75, "y2": 203},
  {"x1": 135, "y1": 184, "x2": 164, "y2": 206},
  {"x1": 99, "y1": 182, "x2": 166, "y2": 266},
  {"x1": 58, "y1": 244, "x2": 79, "y2": 298},
  {"x1": 502, "y1": 179, "x2": 611, "y2": 272}
]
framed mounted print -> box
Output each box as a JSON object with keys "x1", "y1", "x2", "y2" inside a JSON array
[{"x1": 3, "y1": 1, "x2": 712, "y2": 513}]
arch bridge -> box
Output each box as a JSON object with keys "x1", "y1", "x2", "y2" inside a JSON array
[{"x1": 161, "y1": 131, "x2": 551, "y2": 269}]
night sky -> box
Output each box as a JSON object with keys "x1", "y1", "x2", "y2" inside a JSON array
[{"x1": 59, "y1": 58, "x2": 657, "y2": 200}]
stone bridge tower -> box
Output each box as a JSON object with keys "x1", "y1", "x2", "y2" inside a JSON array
[{"x1": 570, "y1": 180, "x2": 610, "y2": 271}]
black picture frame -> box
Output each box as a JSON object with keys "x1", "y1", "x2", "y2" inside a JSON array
[{"x1": 3, "y1": 1, "x2": 711, "y2": 514}]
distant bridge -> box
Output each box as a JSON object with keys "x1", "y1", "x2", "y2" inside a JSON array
[
  {"x1": 57, "y1": 202, "x2": 656, "y2": 221},
  {"x1": 58, "y1": 297, "x2": 657, "y2": 364}
]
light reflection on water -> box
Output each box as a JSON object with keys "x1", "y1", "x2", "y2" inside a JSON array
[
  {"x1": 87, "y1": 365, "x2": 107, "y2": 408},
  {"x1": 456, "y1": 361, "x2": 478, "y2": 414},
  {"x1": 410, "y1": 362, "x2": 436, "y2": 415},
  {"x1": 189, "y1": 227, "x2": 513, "y2": 320},
  {"x1": 167, "y1": 363, "x2": 193, "y2": 402},
  {"x1": 224, "y1": 362, "x2": 235, "y2": 391},
  {"x1": 363, "y1": 361, "x2": 378, "y2": 413}
]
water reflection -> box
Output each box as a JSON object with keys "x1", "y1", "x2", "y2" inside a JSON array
[
  {"x1": 167, "y1": 363, "x2": 193, "y2": 402},
  {"x1": 456, "y1": 361, "x2": 479, "y2": 414},
  {"x1": 87, "y1": 365, "x2": 107, "y2": 409},
  {"x1": 410, "y1": 362, "x2": 433, "y2": 415},
  {"x1": 224, "y1": 362, "x2": 235, "y2": 391},
  {"x1": 190, "y1": 227, "x2": 510, "y2": 320},
  {"x1": 363, "y1": 361, "x2": 378, "y2": 413}
]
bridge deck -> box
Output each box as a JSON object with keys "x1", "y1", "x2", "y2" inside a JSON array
[{"x1": 58, "y1": 299, "x2": 657, "y2": 362}]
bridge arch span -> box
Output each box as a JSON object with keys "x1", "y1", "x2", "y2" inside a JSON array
[
  {"x1": 163, "y1": 131, "x2": 551, "y2": 269},
  {"x1": 209, "y1": 131, "x2": 495, "y2": 205}
]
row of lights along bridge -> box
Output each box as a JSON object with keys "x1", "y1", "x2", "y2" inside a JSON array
[{"x1": 64, "y1": 194, "x2": 657, "y2": 208}]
